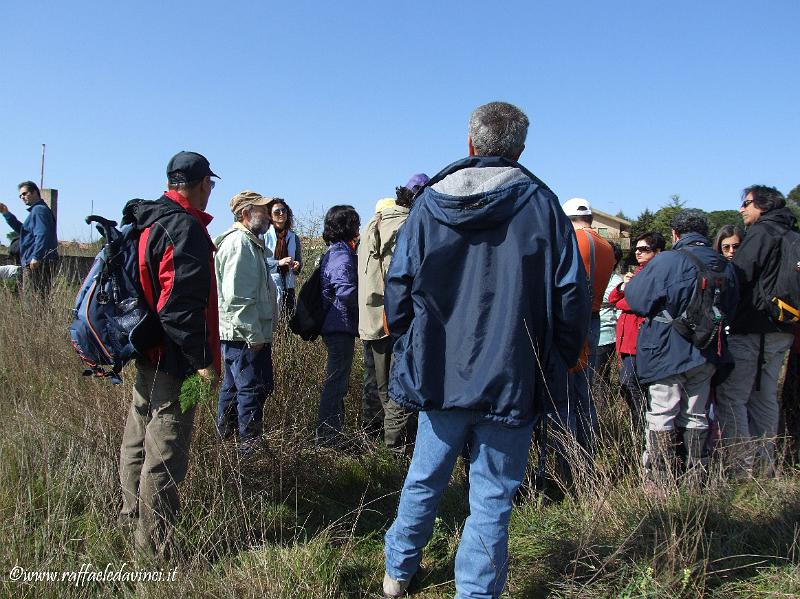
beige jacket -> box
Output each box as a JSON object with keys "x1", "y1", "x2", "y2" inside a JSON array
[{"x1": 357, "y1": 204, "x2": 410, "y2": 340}]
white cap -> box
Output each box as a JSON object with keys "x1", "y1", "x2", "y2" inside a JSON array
[{"x1": 562, "y1": 197, "x2": 592, "y2": 217}]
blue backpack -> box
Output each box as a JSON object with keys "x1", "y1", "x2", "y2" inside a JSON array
[{"x1": 69, "y1": 214, "x2": 163, "y2": 383}]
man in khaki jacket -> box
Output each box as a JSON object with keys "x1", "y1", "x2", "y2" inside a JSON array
[
  {"x1": 215, "y1": 190, "x2": 280, "y2": 453},
  {"x1": 357, "y1": 174, "x2": 428, "y2": 454}
]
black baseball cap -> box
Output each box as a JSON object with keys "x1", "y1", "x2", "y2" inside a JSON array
[{"x1": 166, "y1": 151, "x2": 220, "y2": 183}]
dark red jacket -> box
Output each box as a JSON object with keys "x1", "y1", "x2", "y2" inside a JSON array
[
  {"x1": 125, "y1": 192, "x2": 220, "y2": 379},
  {"x1": 608, "y1": 263, "x2": 647, "y2": 356}
]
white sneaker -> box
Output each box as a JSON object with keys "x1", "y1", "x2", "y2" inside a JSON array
[{"x1": 383, "y1": 573, "x2": 410, "y2": 597}]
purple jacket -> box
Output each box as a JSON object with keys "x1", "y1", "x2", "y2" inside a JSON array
[{"x1": 321, "y1": 240, "x2": 358, "y2": 335}]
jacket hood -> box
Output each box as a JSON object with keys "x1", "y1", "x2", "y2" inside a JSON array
[
  {"x1": 123, "y1": 196, "x2": 186, "y2": 229},
  {"x1": 215, "y1": 222, "x2": 264, "y2": 248},
  {"x1": 672, "y1": 232, "x2": 711, "y2": 250},
  {"x1": 379, "y1": 204, "x2": 410, "y2": 221},
  {"x1": 756, "y1": 207, "x2": 797, "y2": 230},
  {"x1": 421, "y1": 156, "x2": 546, "y2": 231}
]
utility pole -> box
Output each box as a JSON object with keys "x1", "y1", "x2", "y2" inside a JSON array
[{"x1": 40, "y1": 144, "x2": 46, "y2": 190}]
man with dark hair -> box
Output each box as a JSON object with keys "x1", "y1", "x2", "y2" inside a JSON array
[
  {"x1": 357, "y1": 173, "x2": 429, "y2": 453},
  {"x1": 624, "y1": 209, "x2": 738, "y2": 495},
  {"x1": 716, "y1": 185, "x2": 796, "y2": 476},
  {"x1": 381, "y1": 102, "x2": 589, "y2": 597},
  {"x1": 118, "y1": 151, "x2": 220, "y2": 559},
  {"x1": 0, "y1": 180, "x2": 59, "y2": 299}
]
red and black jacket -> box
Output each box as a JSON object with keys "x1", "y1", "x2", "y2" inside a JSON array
[{"x1": 125, "y1": 192, "x2": 220, "y2": 380}]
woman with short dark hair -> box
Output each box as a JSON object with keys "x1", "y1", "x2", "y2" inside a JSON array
[
  {"x1": 316, "y1": 205, "x2": 361, "y2": 446},
  {"x1": 608, "y1": 231, "x2": 665, "y2": 433}
]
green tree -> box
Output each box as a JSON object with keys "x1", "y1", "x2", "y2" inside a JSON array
[
  {"x1": 706, "y1": 210, "x2": 743, "y2": 240},
  {"x1": 788, "y1": 184, "x2": 800, "y2": 205},
  {"x1": 651, "y1": 195, "x2": 686, "y2": 246},
  {"x1": 630, "y1": 208, "x2": 656, "y2": 240}
]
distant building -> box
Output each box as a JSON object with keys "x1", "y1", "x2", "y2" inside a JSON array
[{"x1": 590, "y1": 209, "x2": 632, "y2": 249}]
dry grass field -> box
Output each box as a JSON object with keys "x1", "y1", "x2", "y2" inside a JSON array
[{"x1": 1, "y1": 276, "x2": 799, "y2": 598}]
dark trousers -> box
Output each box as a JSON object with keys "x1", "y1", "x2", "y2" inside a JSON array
[
  {"x1": 22, "y1": 259, "x2": 59, "y2": 303},
  {"x1": 361, "y1": 340, "x2": 384, "y2": 435},
  {"x1": 620, "y1": 354, "x2": 647, "y2": 433},
  {"x1": 217, "y1": 341, "x2": 274, "y2": 441},
  {"x1": 317, "y1": 333, "x2": 355, "y2": 442},
  {"x1": 372, "y1": 336, "x2": 417, "y2": 453}
]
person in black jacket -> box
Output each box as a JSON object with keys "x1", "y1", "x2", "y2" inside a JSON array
[
  {"x1": 118, "y1": 151, "x2": 220, "y2": 559},
  {"x1": 715, "y1": 185, "x2": 796, "y2": 477}
]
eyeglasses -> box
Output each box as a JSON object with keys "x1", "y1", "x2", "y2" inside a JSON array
[
  {"x1": 635, "y1": 246, "x2": 653, "y2": 253},
  {"x1": 272, "y1": 208, "x2": 287, "y2": 215},
  {"x1": 721, "y1": 243, "x2": 740, "y2": 252},
  {"x1": 741, "y1": 199, "x2": 754, "y2": 209},
  {"x1": 18, "y1": 190, "x2": 31, "y2": 198}
]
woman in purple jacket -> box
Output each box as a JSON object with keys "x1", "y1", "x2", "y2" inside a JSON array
[{"x1": 316, "y1": 205, "x2": 361, "y2": 446}]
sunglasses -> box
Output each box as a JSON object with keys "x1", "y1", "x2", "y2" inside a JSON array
[
  {"x1": 635, "y1": 246, "x2": 654, "y2": 253},
  {"x1": 272, "y1": 208, "x2": 287, "y2": 215},
  {"x1": 741, "y1": 199, "x2": 754, "y2": 209},
  {"x1": 721, "y1": 243, "x2": 740, "y2": 251}
]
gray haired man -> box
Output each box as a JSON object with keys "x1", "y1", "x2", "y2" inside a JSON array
[{"x1": 381, "y1": 102, "x2": 589, "y2": 597}]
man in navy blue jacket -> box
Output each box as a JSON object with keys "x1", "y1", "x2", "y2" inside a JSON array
[
  {"x1": 0, "y1": 181, "x2": 59, "y2": 299},
  {"x1": 624, "y1": 209, "x2": 738, "y2": 494},
  {"x1": 381, "y1": 102, "x2": 589, "y2": 598}
]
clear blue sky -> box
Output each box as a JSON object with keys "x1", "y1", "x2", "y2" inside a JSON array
[{"x1": 2, "y1": 1, "x2": 798, "y2": 240}]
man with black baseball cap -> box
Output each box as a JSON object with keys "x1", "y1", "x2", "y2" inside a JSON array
[{"x1": 118, "y1": 150, "x2": 220, "y2": 559}]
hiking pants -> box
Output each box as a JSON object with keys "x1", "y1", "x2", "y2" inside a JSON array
[
  {"x1": 361, "y1": 340, "x2": 383, "y2": 434},
  {"x1": 371, "y1": 335, "x2": 417, "y2": 453},
  {"x1": 715, "y1": 332, "x2": 794, "y2": 474},
  {"x1": 317, "y1": 333, "x2": 355, "y2": 443},
  {"x1": 217, "y1": 341, "x2": 274, "y2": 441},
  {"x1": 119, "y1": 359, "x2": 195, "y2": 558}
]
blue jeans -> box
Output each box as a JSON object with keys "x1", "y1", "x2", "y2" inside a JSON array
[
  {"x1": 317, "y1": 333, "x2": 355, "y2": 442},
  {"x1": 384, "y1": 409, "x2": 536, "y2": 599},
  {"x1": 560, "y1": 314, "x2": 600, "y2": 453},
  {"x1": 217, "y1": 341, "x2": 274, "y2": 441}
]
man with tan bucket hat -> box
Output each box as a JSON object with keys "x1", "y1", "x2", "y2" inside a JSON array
[{"x1": 214, "y1": 190, "x2": 279, "y2": 454}]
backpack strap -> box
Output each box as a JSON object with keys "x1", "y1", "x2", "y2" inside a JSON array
[{"x1": 652, "y1": 247, "x2": 712, "y2": 323}]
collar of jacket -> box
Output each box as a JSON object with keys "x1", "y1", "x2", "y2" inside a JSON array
[
  {"x1": 753, "y1": 206, "x2": 798, "y2": 231},
  {"x1": 232, "y1": 221, "x2": 266, "y2": 248},
  {"x1": 672, "y1": 232, "x2": 711, "y2": 250},
  {"x1": 25, "y1": 199, "x2": 47, "y2": 212},
  {"x1": 424, "y1": 155, "x2": 553, "y2": 195},
  {"x1": 164, "y1": 190, "x2": 214, "y2": 228}
]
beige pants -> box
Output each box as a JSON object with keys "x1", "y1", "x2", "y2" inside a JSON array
[{"x1": 119, "y1": 359, "x2": 194, "y2": 558}]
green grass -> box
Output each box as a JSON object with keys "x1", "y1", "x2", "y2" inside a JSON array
[{"x1": 0, "y1": 281, "x2": 798, "y2": 598}]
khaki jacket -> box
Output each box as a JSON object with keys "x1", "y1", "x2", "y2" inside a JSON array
[
  {"x1": 215, "y1": 222, "x2": 278, "y2": 345},
  {"x1": 357, "y1": 204, "x2": 409, "y2": 340}
]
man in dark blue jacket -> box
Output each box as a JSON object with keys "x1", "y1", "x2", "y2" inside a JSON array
[
  {"x1": 0, "y1": 181, "x2": 59, "y2": 299},
  {"x1": 624, "y1": 209, "x2": 738, "y2": 493},
  {"x1": 381, "y1": 102, "x2": 589, "y2": 598}
]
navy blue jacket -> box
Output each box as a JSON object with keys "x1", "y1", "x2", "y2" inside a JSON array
[
  {"x1": 624, "y1": 233, "x2": 739, "y2": 384},
  {"x1": 384, "y1": 156, "x2": 590, "y2": 426},
  {"x1": 3, "y1": 200, "x2": 58, "y2": 266},
  {"x1": 321, "y1": 240, "x2": 358, "y2": 336}
]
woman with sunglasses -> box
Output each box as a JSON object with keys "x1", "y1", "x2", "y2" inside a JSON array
[
  {"x1": 608, "y1": 231, "x2": 666, "y2": 433},
  {"x1": 263, "y1": 198, "x2": 302, "y2": 316},
  {"x1": 713, "y1": 224, "x2": 744, "y2": 262}
]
